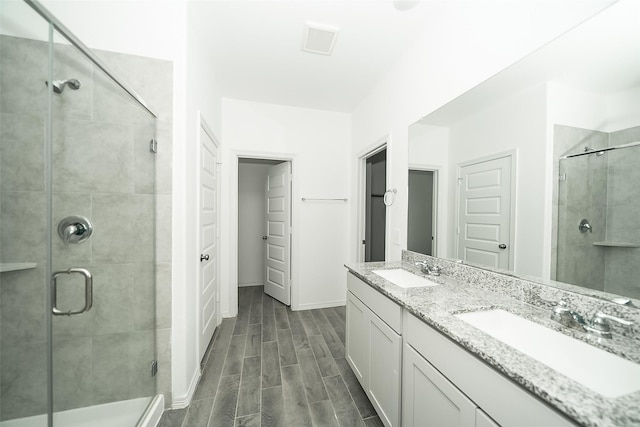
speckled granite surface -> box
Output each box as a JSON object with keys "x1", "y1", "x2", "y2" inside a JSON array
[{"x1": 345, "y1": 251, "x2": 640, "y2": 427}]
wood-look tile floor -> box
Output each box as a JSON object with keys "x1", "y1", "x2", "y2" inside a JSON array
[{"x1": 160, "y1": 286, "x2": 383, "y2": 427}]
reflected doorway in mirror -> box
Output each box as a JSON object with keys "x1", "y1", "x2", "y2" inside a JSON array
[{"x1": 408, "y1": 168, "x2": 437, "y2": 256}]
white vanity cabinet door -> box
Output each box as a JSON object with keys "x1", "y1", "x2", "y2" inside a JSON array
[
  {"x1": 476, "y1": 409, "x2": 500, "y2": 427},
  {"x1": 403, "y1": 343, "x2": 476, "y2": 427},
  {"x1": 368, "y1": 312, "x2": 402, "y2": 427},
  {"x1": 346, "y1": 280, "x2": 402, "y2": 427},
  {"x1": 346, "y1": 291, "x2": 369, "y2": 385}
]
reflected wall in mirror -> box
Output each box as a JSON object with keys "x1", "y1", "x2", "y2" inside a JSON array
[{"x1": 407, "y1": 0, "x2": 640, "y2": 303}]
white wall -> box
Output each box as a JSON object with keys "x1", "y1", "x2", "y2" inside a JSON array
[
  {"x1": 221, "y1": 99, "x2": 351, "y2": 314},
  {"x1": 447, "y1": 83, "x2": 548, "y2": 278},
  {"x1": 171, "y1": 3, "x2": 224, "y2": 407},
  {"x1": 349, "y1": 1, "x2": 617, "y2": 265},
  {"x1": 546, "y1": 82, "x2": 640, "y2": 135},
  {"x1": 605, "y1": 86, "x2": 640, "y2": 132},
  {"x1": 238, "y1": 162, "x2": 271, "y2": 287}
]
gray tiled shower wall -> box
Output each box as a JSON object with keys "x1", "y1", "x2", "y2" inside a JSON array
[
  {"x1": 0, "y1": 35, "x2": 173, "y2": 420},
  {"x1": 552, "y1": 124, "x2": 640, "y2": 299}
]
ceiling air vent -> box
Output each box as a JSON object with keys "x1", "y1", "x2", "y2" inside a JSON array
[{"x1": 302, "y1": 22, "x2": 339, "y2": 56}]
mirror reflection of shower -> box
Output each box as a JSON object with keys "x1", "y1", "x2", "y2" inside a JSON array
[
  {"x1": 45, "y1": 78, "x2": 81, "y2": 94},
  {"x1": 554, "y1": 124, "x2": 640, "y2": 299}
]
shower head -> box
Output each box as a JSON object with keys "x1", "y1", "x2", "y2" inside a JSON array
[
  {"x1": 583, "y1": 146, "x2": 606, "y2": 156},
  {"x1": 46, "y1": 78, "x2": 81, "y2": 94}
]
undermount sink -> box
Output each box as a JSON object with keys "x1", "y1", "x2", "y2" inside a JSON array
[
  {"x1": 455, "y1": 309, "x2": 640, "y2": 398},
  {"x1": 372, "y1": 269, "x2": 440, "y2": 289}
]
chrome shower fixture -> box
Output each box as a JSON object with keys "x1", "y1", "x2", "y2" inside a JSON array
[
  {"x1": 46, "y1": 78, "x2": 81, "y2": 94},
  {"x1": 583, "y1": 146, "x2": 605, "y2": 156}
]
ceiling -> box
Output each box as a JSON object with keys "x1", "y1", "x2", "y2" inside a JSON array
[
  {"x1": 190, "y1": 0, "x2": 441, "y2": 112},
  {"x1": 190, "y1": 0, "x2": 618, "y2": 113}
]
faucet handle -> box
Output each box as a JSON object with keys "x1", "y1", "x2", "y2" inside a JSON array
[
  {"x1": 591, "y1": 312, "x2": 633, "y2": 328},
  {"x1": 414, "y1": 261, "x2": 429, "y2": 274},
  {"x1": 587, "y1": 312, "x2": 633, "y2": 339},
  {"x1": 552, "y1": 300, "x2": 570, "y2": 314}
]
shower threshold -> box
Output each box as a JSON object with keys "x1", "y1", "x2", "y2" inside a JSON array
[{"x1": 0, "y1": 395, "x2": 162, "y2": 427}]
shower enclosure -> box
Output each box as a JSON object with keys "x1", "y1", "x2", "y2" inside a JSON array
[
  {"x1": 555, "y1": 124, "x2": 640, "y2": 300},
  {"x1": 1, "y1": 1, "x2": 161, "y2": 425}
]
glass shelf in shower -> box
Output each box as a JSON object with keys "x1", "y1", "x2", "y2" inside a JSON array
[
  {"x1": 593, "y1": 242, "x2": 639, "y2": 248},
  {"x1": 0, "y1": 263, "x2": 38, "y2": 273}
]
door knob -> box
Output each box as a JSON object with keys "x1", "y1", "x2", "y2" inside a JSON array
[
  {"x1": 498, "y1": 244, "x2": 507, "y2": 249},
  {"x1": 200, "y1": 254, "x2": 210, "y2": 262},
  {"x1": 262, "y1": 236, "x2": 268, "y2": 240}
]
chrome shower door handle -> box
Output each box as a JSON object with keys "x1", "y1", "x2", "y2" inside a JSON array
[{"x1": 52, "y1": 268, "x2": 93, "y2": 316}]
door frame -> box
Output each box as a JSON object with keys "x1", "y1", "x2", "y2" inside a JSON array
[
  {"x1": 355, "y1": 136, "x2": 389, "y2": 262},
  {"x1": 408, "y1": 164, "x2": 440, "y2": 257},
  {"x1": 231, "y1": 151, "x2": 299, "y2": 311},
  {"x1": 454, "y1": 150, "x2": 516, "y2": 269},
  {"x1": 195, "y1": 112, "x2": 221, "y2": 360}
]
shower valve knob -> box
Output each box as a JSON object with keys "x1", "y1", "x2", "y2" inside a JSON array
[
  {"x1": 58, "y1": 215, "x2": 93, "y2": 244},
  {"x1": 578, "y1": 219, "x2": 593, "y2": 233}
]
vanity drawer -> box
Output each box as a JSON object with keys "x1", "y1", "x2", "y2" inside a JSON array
[{"x1": 347, "y1": 272, "x2": 402, "y2": 333}]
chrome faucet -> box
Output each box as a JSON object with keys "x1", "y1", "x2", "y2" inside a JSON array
[
  {"x1": 414, "y1": 261, "x2": 442, "y2": 276},
  {"x1": 550, "y1": 301, "x2": 634, "y2": 339},
  {"x1": 550, "y1": 301, "x2": 587, "y2": 331}
]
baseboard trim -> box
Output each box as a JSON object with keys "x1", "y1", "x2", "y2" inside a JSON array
[
  {"x1": 295, "y1": 299, "x2": 346, "y2": 311},
  {"x1": 171, "y1": 368, "x2": 200, "y2": 409},
  {"x1": 238, "y1": 282, "x2": 263, "y2": 288}
]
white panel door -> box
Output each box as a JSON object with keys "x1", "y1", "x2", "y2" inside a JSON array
[
  {"x1": 264, "y1": 161, "x2": 291, "y2": 305},
  {"x1": 457, "y1": 156, "x2": 512, "y2": 269},
  {"x1": 199, "y1": 124, "x2": 219, "y2": 361}
]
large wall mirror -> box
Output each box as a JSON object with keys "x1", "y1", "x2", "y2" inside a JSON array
[{"x1": 407, "y1": 0, "x2": 640, "y2": 304}]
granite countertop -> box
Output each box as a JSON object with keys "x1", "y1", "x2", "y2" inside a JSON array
[{"x1": 344, "y1": 260, "x2": 640, "y2": 427}]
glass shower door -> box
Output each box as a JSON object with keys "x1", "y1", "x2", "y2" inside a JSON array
[
  {"x1": 0, "y1": 2, "x2": 51, "y2": 425},
  {"x1": 556, "y1": 149, "x2": 608, "y2": 291},
  {"x1": 49, "y1": 31, "x2": 157, "y2": 425}
]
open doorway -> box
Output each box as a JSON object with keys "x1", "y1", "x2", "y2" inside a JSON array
[
  {"x1": 238, "y1": 158, "x2": 292, "y2": 306},
  {"x1": 364, "y1": 148, "x2": 387, "y2": 262}
]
